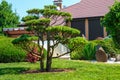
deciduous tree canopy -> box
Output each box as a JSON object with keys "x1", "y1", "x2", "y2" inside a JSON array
[
  {"x1": 0, "y1": 0, "x2": 19, "y2": 33},
  {"x1": 101, "y1": 1, "x2": 120, "y2": 49}
]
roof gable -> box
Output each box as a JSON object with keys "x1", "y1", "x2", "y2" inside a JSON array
[{"x1": 62, "y1": 0, "x2": 118, "y2": 18}]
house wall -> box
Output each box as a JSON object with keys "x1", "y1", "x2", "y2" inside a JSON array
[
  {"x1": 71, "y1": 18, "x2": 85, "y2": 36},
  {"x1": 88, "y1": 17, "x2": 104, "y2": 40},
  {"x1": 71, "y1": 17, "x2": 107, "y2": 40}
]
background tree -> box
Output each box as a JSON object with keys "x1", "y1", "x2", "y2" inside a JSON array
[
  {"x1": 21, "y1": 5, "x2": 80, "y2": 72},
  {"x1": 0, "y1": 0, "x2": 19, "y2": 33},
  {"x1": 101, "y1": 1, "x2": 120, "y2": 49}
]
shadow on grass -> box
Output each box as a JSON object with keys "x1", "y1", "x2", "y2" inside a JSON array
[{"x1": 0, "y1": 67, "x2": 29, "y2": 75}]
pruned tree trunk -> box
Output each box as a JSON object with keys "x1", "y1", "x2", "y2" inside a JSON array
[
  {"x1": 46, "y1": 56, "x2": 52, "y2": 72},
  {"x1": 40, "y1": 46, "x2": 44, "y2": 72},
  {"x1": 40, "y1": 58, "x2": 44, "y2": 71},
  {"x1": 38, "y1": 36, "x2": 44, "y2": 71},
  {"x1": 46, "y1": 33, "x2": 52, "y2": 72}
]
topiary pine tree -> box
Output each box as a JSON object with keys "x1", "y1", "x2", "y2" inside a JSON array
[
  {"x1": 21, "y1": 5, "x2": 80, "y2": 72},
  {"x1": 101, "y1": 1, "x2": 120, "y2": 49}
]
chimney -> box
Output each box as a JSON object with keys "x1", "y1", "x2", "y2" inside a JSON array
[{"x1": 53, "y1": 0, "x2": 62, "y2": 10}]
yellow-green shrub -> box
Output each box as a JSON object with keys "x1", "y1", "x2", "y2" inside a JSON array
[
  {"x1": 67, "y1": 37, "x2": 88, "y2": 60},
  {"x1": 0, "y1": 36, "x2": 26, "y2": 63}
]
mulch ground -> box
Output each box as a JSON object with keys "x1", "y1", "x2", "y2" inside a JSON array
[{"x1": 22, "y1": 68, "x2": 75, "y2": 74}]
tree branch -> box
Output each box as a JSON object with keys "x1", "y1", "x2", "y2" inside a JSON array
[{"x1": 53, "y1": 51, "x2": 70, "y2": 58}]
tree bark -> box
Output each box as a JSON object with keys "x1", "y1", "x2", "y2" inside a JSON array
[
  {"x1": 40, "y1": 45, "x2": 44, "y2": 71},
  {"x1": 40, "y1": 58, "x2": 44, "y2": 72},
  {"x1": 46, "y1": 56, "x2": 52, "y2": 72},
  {"x1": 46, "y1": 33, "x2": 52, "y2": 72},
  {"x1": 38, "y1": 36, "x2": 44, "y2": 71}
]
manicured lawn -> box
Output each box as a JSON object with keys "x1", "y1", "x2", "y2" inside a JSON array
[{"x1": 0, "y1": 59, "x2": 120, "y2": 80}]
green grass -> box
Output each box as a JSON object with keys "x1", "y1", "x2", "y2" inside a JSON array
[{"x1": 0, "y1": 59, "x2": 120, "y2": 80}]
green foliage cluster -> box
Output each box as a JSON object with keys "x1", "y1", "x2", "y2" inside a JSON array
[
  {"x1": 12, "y1": 34, "x2": 31, "y2": 44},
  {"x1": 12, "y1": 34, "x2": 38, "y2": 51},
  {"x1": 101, "y1": 1, "x2": 120, "y2": 48},
  {"x1": 0, "y1": 0, "x2": 19, "y2": 33},
  {"x1": 92, "y1": 38, "x2": 120, "y2": 54},
  {"x1": 12, "y1": 34, "x2": 39, "y2": 45},
  {"x1": 25, "y1": 18, "x2": 50, "y2": 26},
  {"x1": 67, "y1": 37, "x2": 88, "y2": 60},
  {"x1": 22, "y1": 16, "x2": 39, "y2": 22},
  {"x1": 47, "y1": 26, "x2": 80, "y2": 35},
  {"x1": 22, "y1": 5, "x2": 72, "y2": 24},
  {"x1": 44, "y1": 5, "x2": 57, "y2": 10},
  {"x1": 47, "y1": 26, "x2": 80, "y2": 41},
  {"x1": 68, "y1": 37, "x2": 97, "y2": 60},
  {"x1": 0, "y1": 36, "x2": 26, "y2": 63},
  {"x1": 82, "y1": 42, "x2": 97, "y2": 60},
  {"x1": 27, "y1": 8, "x2": 41, "y2": 14}
]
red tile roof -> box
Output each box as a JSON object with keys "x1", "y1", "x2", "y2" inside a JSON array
[{"x1": 62, "y1": 0, "x2": 117, "y2": 18}]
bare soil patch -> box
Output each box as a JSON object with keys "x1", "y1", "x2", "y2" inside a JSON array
[{"x1": 22, "y1": 68, "x2": 75, "y2": 74}]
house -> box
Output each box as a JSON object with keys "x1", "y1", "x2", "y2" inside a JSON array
[
  {"x1": 4, "y1": 0, "x2": 117, "y2": 59},
  {"x1": 54, "y1": 0, "x2": 118, "y2": 40}
]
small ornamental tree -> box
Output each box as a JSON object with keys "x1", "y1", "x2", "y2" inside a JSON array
[
  {"x1": 20, "y1": 5, "x2": 80, "y2": 72},
  {"x1": 101, "y1": 1, "x2": 120, "y2": 49}
]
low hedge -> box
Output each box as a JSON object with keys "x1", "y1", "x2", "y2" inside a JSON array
[{"x1": 0, "y1": 36, "x2": 26, "y2": 63}]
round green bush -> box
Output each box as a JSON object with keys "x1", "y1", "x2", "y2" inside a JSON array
[
  {"x1": 67, "y1": 37, "x2": 88, "y2": 60},
  {"x1": 0, "y1": 36, "x2": 26, "y2": 63},
  {"x1": 70, "y1": 51, "x2": 84, "y2": 60}
]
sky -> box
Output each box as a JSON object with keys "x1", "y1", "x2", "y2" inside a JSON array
[{"x1": 2, "y1": 0, "x2": 80, "y2": 21}]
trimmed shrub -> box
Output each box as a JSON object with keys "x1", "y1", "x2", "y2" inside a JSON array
[
  {"x1": 67, "y1": 37, "x2": 88, "y2": 60},
  {"x1": 92, "y1": 38, "x2": 120, "y2": 54},
  {"x1": 70, "y1": 51, "x2": 83, "y2": 60},
  {"x1": 104, "y1": 38, "x2": 120, "y2": 54},
  {"x1": 0, "y1": 36, "x2": 26, "y2": 63},
  {"x1": 82, "y1": 42, "x2": 97, "y2": 60}
]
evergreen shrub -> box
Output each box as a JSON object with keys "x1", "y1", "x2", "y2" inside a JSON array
[{"x1": 0, "y1": 36, "x2": 26, "y2": 63}]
